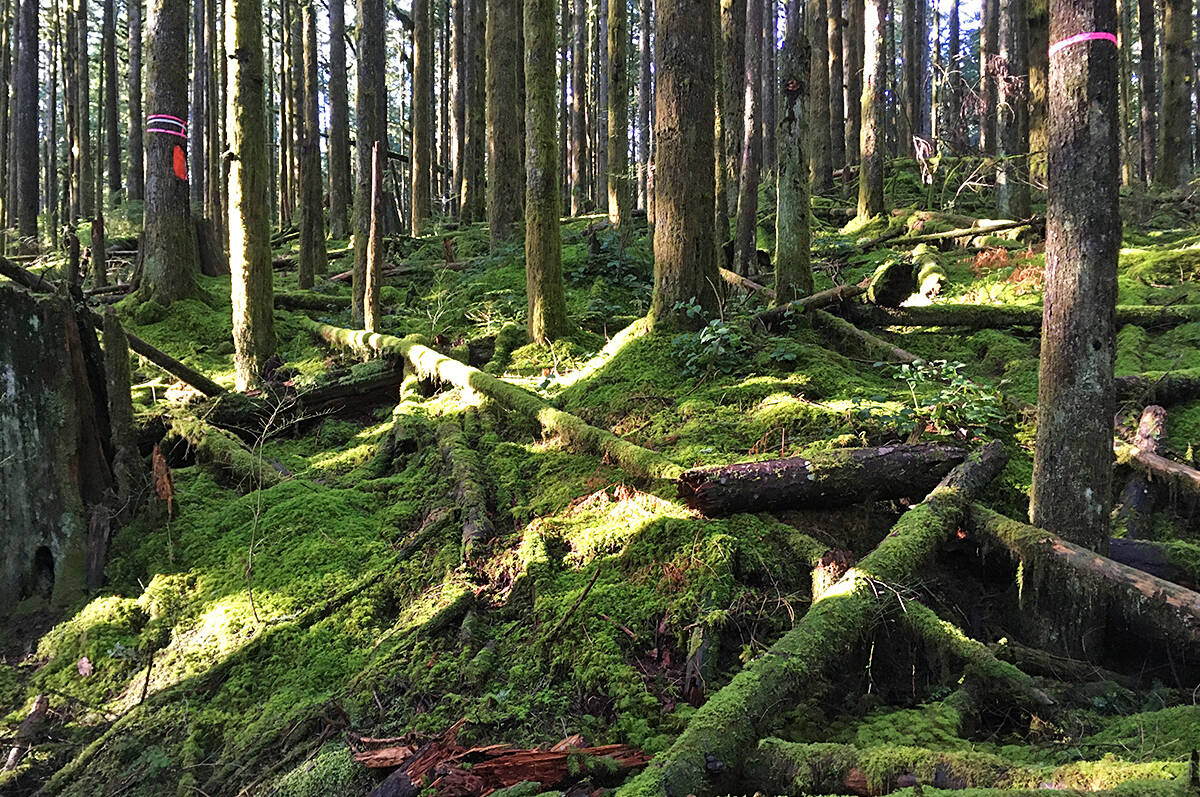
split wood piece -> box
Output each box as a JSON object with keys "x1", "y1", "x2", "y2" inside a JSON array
[
  {"x1": 622, "y1": 442, "x2": 1008, "y2": 797},
  {"x1": 718, "y1": 267, "x2": 776, "y2": 300},
  {"x1": 164, "y1": 410, "x2": 285, "y2": 489},
  {"x1": 1115, "y1": 437, "x2": 1200, "y2": 501},
  {"x1": 299, "y1": 318, "x2": 684, "y2": 481},
  {"x1": 1115, "y1": 368, "x2": 1200, "y2": 407},
  {"x1": 965, "y1": 504, "x2": 1200, "y2": 650},
  {"x1": 436, "y1": 411, "x2": 494, "y2": 553},
  {"x1": 1116, "y1": 405, "x2": 1167, "y2": 539},
  {"x1": 3, "y1": 694, "x2": 49, "y2": 771},
  {"x1": 754, "y1": 281, "x2": 869, "y2": 331},
  {"x1": 677, "y1": 443, "x2": 967, "y2": 517},
  {"x1": 273, "y1": 291, "x2": 353, "y2": 311},
  {"x1": 845, "y1": 303, "x2": 1200, "y2": 331}
]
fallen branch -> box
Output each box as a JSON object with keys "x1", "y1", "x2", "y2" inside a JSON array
[
  {"x1": 754, "y1": 281, "x2": 869, "y2": 331},
  {"x1": 677, "y1": 443, "x2": 967, "y2": 516},
  {"x1": 889, "y1": 216, "x2": 1043, "y2": 247},
  {"x1": 543, "y1": 567, "x2": 601, "y2": 646},
  {"x1": 1116, "y1": 405, "x2": 1167, "y2": 539},
  {"x1": 718, "y1": 267, "x2": 776, "y2": 300},
  {"x1": 1114, "y1": 437, "x2": 1200, "y2": 501},
  {"x1": 1115, "y1": 368, "x2": 1200, "y2": 407}
]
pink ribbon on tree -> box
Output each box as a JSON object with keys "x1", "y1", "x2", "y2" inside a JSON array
[{"x1": 1049, "y1": 31, "x2": 1117, "y2": 58}]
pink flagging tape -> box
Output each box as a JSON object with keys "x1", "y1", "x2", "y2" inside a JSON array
[
  {"x1": 1049, "y1": 31, "x2": 1117, "y2": 57},
  {"x1": 147, "y1": 113, "x2": 187, "y2": 126},
  {"x1": 146, "y1": 127, "x2": 188, "y2": 139}
]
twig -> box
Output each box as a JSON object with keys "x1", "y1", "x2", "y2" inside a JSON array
[{"x1": 545, "y1": 567, "x2": 602, "y2": 645}]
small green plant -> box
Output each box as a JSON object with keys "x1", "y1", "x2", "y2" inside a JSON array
[
  {"x1": 882, "y1": 359, "x2": 1009, "y2": 440},
  {"x1": 670, "y1": 299, "x2": 753, "y2": 378}
]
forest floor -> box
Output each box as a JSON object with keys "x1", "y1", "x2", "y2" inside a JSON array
[{"x1": 6, "y1": 165, "x2": 1200, "y2": 796}]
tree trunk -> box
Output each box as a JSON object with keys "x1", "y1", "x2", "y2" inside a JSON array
[
  {"x1": 126, "y1": 0, "x2": 143, "y2": 201},
  {"x1": 1027, "y1": 0, "x2": 1048, "y2": 180},
  {"x1": 595, "y1": 0, "x2": 609, "y2": 214},
  {"x1": 606, "y1": 0, "x2": 629, "y2": 226},
  {"x1": 459, "y1": 0, "x2": 486, "y2": 221},
  {"x1": 486, "y1": 0, "x2": 522, "y2": 245},
  {"x1": 760, "y1": 0, "x2": 776, "y2": 173},
  {"x1": 845, "y1": 0, "x2": 863, "y2": 164},
  {"x1": 102, "y1": 0, "x2": 119, "y2": 200},
  {"x1": 857, "y1": 0, "x2": 885, "y2": 218},
  {"x1": 721, "y1": 0, "x2": 745, "y2": 219},
  {"x1": 77, "y1": 0, "x2": 92, "y2": 220},
  {"x1": 946, "y1": 0, "x2": 964, "y2": 150},
  {"x1": 227, "y1": 0, "x2": 277, "y2": 389},
  {"x1": 996, "y1": 0, "x2": 1031, "y2": 218},
  {"x1": 328, "y1": 0, "x2": 350, "y2": 238},
  {"x1": 900, "y1": 0, "x2": 917, "y2": 149},
  {"x1": 1157, "y1": 0, "x2": 1192, "y2": 187},
  {"x1": 638, "y1": 0, "x2": 652, "y2": 210},
  {"x1": 364, "y1": 143, "x2": 383, "y2": 331},
  {"x1": 570, "y1": 0, "x2": 589, "y2": 213},
  {"x1": 412, "y1": 0, "x2": 433, "y2": 235},
  {"x1": 650, "y1": 0, "x2": 720, "y2": 325},
  {"x1": 1030, "y1": 0, "x2": 1120, "y2": 552},
  {"x1": 13, "y1": 0, "x2": 35, "y2": 244},
  {"x1": 190, "y1": 0, "x2": 207, "y2": 212},
  {"x1": 47, "y1": 0, "x2": 60, "y2": 247},
  {"x1": 0, "y1": 0, "x2": 11, "y2": 229},
  {"x1": 980, "y1": 0, "x2": 998, "y2": 154},
  {"x1": 1117, "y1": 0, "x2": 1134, "y2": 185},
  {"x1": 809, "y1": 0, "x2": 832, "y2": 190},
  {"x1": 141, "y1": 0, "x2": 199, "y2": 304},
  {"x1": 828, "y1": 0, "x2": 845, "y2": 180},
  {"x1": 1137, "y1": 0, "x2": 1156, "y2": 182},
  {"x1": 679, "y1": 444, "x2": 967, "y2": 516},
  {"x1": 297, "y1": 0, "x2": 327, "y2": 288},
  {"x1": 774, "y1": 0, "x2": 812, "y2": 304},
  {"x1": 353, "y1": 0, "x2": 385, "y2": 324},
  {"x1": 733, "y1": 0, "x2": 761, "y2": 274},
  {"x1": 525, "y1": 0, "x2": 569, "y2": 342}
]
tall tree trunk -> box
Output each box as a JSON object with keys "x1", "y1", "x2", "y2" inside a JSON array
[
  {"x1": 48, "y1": 0, "x2": 60, "y2": 247},
  {"x1": 775, "y1": 0, "x2": 811, "y2": 304},
  {"x1": 412, "y1": 0, "x2": 433, "y2": 234},
  {"x1": 559, "y1": 0, "x2": 569, "y2": 210},
  {"x1": 1117, "y1": 0, "x2": 1135, "y2": 185},
  {"x1": 651, "y1": 0, "x2": 719, "y2": 324},
  {"x1": 65, "y1": 0, "x2": 77, "y2": 224},
  {"x1": 77, "y1": 0, "x2": 92, "y2": 220},
  {"x1": 857, "y1": 0, "x2": 884, "y2": 218},
  {"x1": 980, "y1": 0, "x2": 998, "y2": 154},
  {"x1": 327, "y1": 4, "x2": 349, "y2": 237},
  {"x1": 141, "y1": 0, "x2": 199, "y2": 303},
  {"x1": 715, "y1": 0, "x2": 727, "y2": 246},
  {"x1": 440, "y1": 0, "x2": 450, "y2": 210},
  {"x1": 451, "y1": 0, "x2": 465, "y2": 216},
  {"x1": 638, "y1": 0, "x2": 651, "y2": 210},
  {"x1": 900, "y1": 0, "x2": 917, "y2": 148},
  {"x1": 733, "y1": 0, "x2": 761, "y2": 274},
  {"x1": 595, "y1": 0, "x2": 609, "y2": 213},
  {"x1": 1027, "y1": 0, "x2": 1048, "y2": 180},
  {"x1": 1157, "y1": 0, "x2": 1191, "y2": 187},
  {"x1": 352, "y1": 0, "x2": 385, "y2": 324},
  {"x1": 606, "y1": 0, "x2": 629, "y2": 225},
  {"x1": 997, "y1": 0, "x2": 1030, "y2": 217},
  {"x1": 227, "y1": 0, "x2": 276, "y2": 389},
  {"x1": 525, "y1": 0, "x2": 569, "y2": 341},
  {"x1": 460, "y1": 0, "x2": 485, "y2": 221},
  {"x1": 205, "y1": 0, "x2": 223, "y2": 231},
  {"x1": 760, "y1": 0, "x2": 775, "y2": 173},
  {"x1": 828, "y1": 0, "x2": 844, "y2": 180},
  {"x1": 190, "y1": 0, "x2": 207, "y2": 212},
  {"x1": 298, "y1": 0, "x2": 327, "y2": 287},
  {"x1": 1137, "y1": 0, "x2": 1156, "y2": 182},
  {"x1": 809, "y1": 0, "x2": 832, "y2": 190},
  {"x1": 289, "y1": 4, "x2": 303, "y2": 219},
  {"x1": 363, "y1": 144, "x2": 383, "y2": 330},
  {"x1": 102, "y1": 0, "x2": 119, "y2": 201},
  {"x1": 14, "y1": 0, "x2": 36, "y2": 244},
  {"x1": 1030, "y1": 0, "x2": 1120, "y2": 552},
  {"x1": 570, "y1": 0, "x2": 589, "y2": 212},
  {"x1": 486, "y1": 0, "x2": 522, "y2": 244},
  {"x1": 278, "y1": 0, "x2": 292, "y2": 227},
  {"x1": 946, "y1": 0, "x2": 963, "y2": 150},
  {"x1": 721, "y1": 0, "x2": 745, "y2": 219},
  {"x1": 845, "y1": 0, "x2": 862, "y2": 165},
  {"x1": 0, "y1": 0, "x2": 11, "y2": 230}
]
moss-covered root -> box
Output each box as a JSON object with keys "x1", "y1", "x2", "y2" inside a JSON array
[
  {"x1": 485, "y1": 321, "x2": 528, "y2": 375},
  {"x1": 618, "y1": 443, "x2": 1008, "y2": 797},
  {"x1": 436, "y1": 409, "x2": 494, "y2": 557},
  {"x1": 299, "y1": 317, "x2": 684, "y2": 481},
  {"x1": 966, "y1": 503, "x2": 1200, "y2": 653},
  {"x1": 811, "y1": 308, "x2": 921, "y2": 364},
  {"x1": 165, "y1": 410, "x2": 286, "y2": 489},
  {"x1": 898, "y1": 600, "x2": 1052, "y2": 709}
]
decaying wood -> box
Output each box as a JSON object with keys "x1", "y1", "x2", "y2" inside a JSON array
[
  {"x1": 273, "y1": 291, "x2": 353, "y2": 311},
  {"x1": 677, "y1": 443, "x2": 967, "y2": 516},
  {"x1": 718, "y1": 266, "x2": 776, "y2": 300},
  {"x1": 1115, "y1": 368, "x2": 1200, "y2": 407},
  {"x1": 3, "y1": 694, "x2": 48, "y2": 771},
  {"x1": 1115, "y1": 435, "x2": 1200, "y2": 501},
  {"x1": 625, "y1": 442, "x2": 1008, "y2": 796},
  {"x1": 1107, "y1": 538, "x2": 1200, "y2": 591},
  {"x1": 844, "y1": 302, "x2": 1200, "y2": 331},
  {"x1": 812, "y1": 308, "x2": 921, "y2": 363},
  {"x1": 754, "y1": 281, "x2": 868, "y2": 331},
  {"x1": 1116, "y1": 405, "x2": 1167, "y2": 539},
  {"x1": 991, "y1": 638, "x2": 1138, "y2": 690},
  {"x1": 885, "y1": 216, "x2": 1044, "y2": 247},
  {"x1": 436, "y1": 410, "x2": 493, "y2": 553},
  {"x1": 164, "y1": 409, "x2": 285, "y2": 488}
]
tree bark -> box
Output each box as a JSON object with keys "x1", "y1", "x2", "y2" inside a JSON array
[
  {"x1": 946, "y1": 0, "x2": 964, "y2": 151},
  {"x1": 856, "y1": 0, "x2": 885, "y2": 218},
  {"x1": 1030, "y1": 0, "x2": 1120, "y2": 551},
  {"x1": 77, "y1": 0, "x2": 93, "y2": 220},
  {"x1": 808, "y1": 0, "x2": 832, "y2": 190},
  {"x1": 638, "y1": 0, "x2": 652, "y2": 211},
  {"x1": 828, "y1": 0, "x2": 845, "y2": 180},
  {"x1": 721, "y1": 0, "x2": 745, "y2": 220},
  {"x1": 979, "y1": 0, "x2": 999, "y2": 154},
  {"x1": 328, "y1": 0, "x2": 350, "y2": 238},
  {"x1": 1156, "y1": 0, "x2": 1192, "y2": 187},
  {"x1": 845, "y1": 0, "x2": 863, "y2": 164},
  {"x1": 191, "y1": 0, "x2": 208, "y2": 213},
  {"x1": 102, "y1": 0, "x2": 119, "y2": 200},
  {"x1": 297, "y1": 0, "x2": 327, "y2": 288},
  {"x1": 353, "y1": 0, "x2": 385, "y2": 324},
  {"x1": 650, "y1": 0, "x2": 720, "y2": 325},
  {"x1": 570, "y1": 0, "x2": 589, "y2": 213},
  {"x1": 412, "y1": 0, "x2": 433, "y2": 235},
  {"x1": 774, "y1": 0, "x2": 812, "y2": 304},
  {"x1": 679, "y1": 444, "x2": 967, "y2": 516},
  {"x1": 900, "y1": 0, "x2": 918, "y2": 149},
  {"x1": 141, "y1": 0, "x2": 200, "y2": 304},
  {"x1": 13, "y1": 0, "x2": 35, "y2": 243},
  {"x1": 486, "y1": 0, "x2": 523, "y2": 245},
  {"x1": 364, "y1": 142, "x2": 384, "y2": 331},
  {"x1": 733, "y1": 0, "x2": 761, "y2": 274},
  {"x1": 996, "y1": 0, "x2": 1031, "y2": 218},
  {"x1": 606, "y1": 0, "x2": 629, "y2": 226},
  {"x1": 595, "y1": 0, "x2": 609, "y2": 214},
  {"x1": 1027, "y1": 0, "x2": 1048, "y2": 179},
  {"x1": 525, "y1": 0, "x2": 569, "y2": 342},
  {"x1": 228, "y1": 0, "x2": 277, "y2": 389},
  {"x1": 1137, "y1": 0, "x2": 1156, "y2": 182}
]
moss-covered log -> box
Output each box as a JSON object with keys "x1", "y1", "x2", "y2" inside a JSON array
[
  {"x1": 299, "y1": 317, "x2": 684, "y2": 480},
  {"x1": 619, "y1": 442, "x2": 1008, "y2": 796},
  {"x1": 1115, "y1": 368, "x2": 1200, "y2": 406},
  {"x1": 678, "y1": 443, "x2": 967, "y2": 516},
  {"x1": 126, "y1": 329, "x2": 226, "y2": 397},
  {"x1": 164, "y1": 410, "x2": 285, "y2": 488},
  {"x1": 844, "y1": 303, "x2": 1200, "y2": 331},
  {"x1": 1108, "y1": 537, "x2": 1200, "y2": 591},
  {"x1": 273, "y1": 291, "x2": 353, "y2": 311},
  {"x1": 812, "y1": 308, "x2": 920, "y2": 363},
  {"x1": 436, "y1": 410, "x2": 493, "y2": 555},
  {"x1": 1116, "y1": 404, "x2": 1166, "y2": 539},
  {"x1": 1114, "y1": 438, "x2": 1200, "y2": 501},
  {"x1": 754, "y1": 281, "x2": 866, "y2": 331}
]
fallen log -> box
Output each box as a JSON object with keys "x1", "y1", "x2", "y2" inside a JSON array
[
  {"x1": 1114, "y1": 437, "x2": 1200, "y2": 501},
  {"x1": 812, "y1": 308, "x2": 920, "y2": 363},
  {"x1": 299, "y1": 317, "x2": 684, "y2": 481},
  {"x1": 677, "y1": 443, "x2": 967, "y2": 516},
  {"x1": 273, "y1": 291, "x2": 353, "y2": 311},
  {"x1": 718, "y1": 267, "x2": 776, "y2": 301},
  {"x1": 991, "y1": 638, "x2": 1137, "y2": 690},
  {"x1": 1115, "y1": 368, "x2": 1200, "y2": 407},
  {"x1": 1107, "y1": 537, "x2": 1200, "y2": 591},
  {"x1": 436, "y1": 410, "x2": 494, "y2": 555},
  {"x1": 4, "y1": 694, "x2": 49, "y2": 771},
  {"x1": 754, "y1": 282, "x2": 869, "y2": 331},
  {"x1": 889, "y1": 216, "x2": 1043, "y2": 247},
  {"x1": 164, "y1": 410, "x2": 285, "y2": 488},
  {"x1": 622, "y1": 442, "x2": 1008, "y2": 797},
  {"x1": 1116, "y1": 405, "x2": 1167, "y2": 539},
  {"x1": 844, "y1": 303, "x2": 1200, "y2": 331}
]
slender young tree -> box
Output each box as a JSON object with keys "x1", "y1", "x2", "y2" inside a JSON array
[
  {"x1": 13, "y1": 0, "x2": 35, "y2": 244},
  {"x1": 857, "y1": 0, "x2": 884, "y2": 218},
  {"x1": 328, "y1": 0, "x2": 350, "y2": 237},
  {"x1": 227, "y1": 0, "x2": 276, "y2": 388},
  {"x1": 979, "y1": 0, "x2": 998, "y2": 154},
  {"x1": 298, "y1": 0, "x2": 327, "y2": 287},
  {"x1": 997, "y1": 0, "x2": 1030, "y2": 217},
  {"x1": 606, "y1": 0, "x2": 629, "y2": 226},
  {"x1": 761, "y1": 0, "x2": 775, "y2": 171},
  {"x1": 775, "y1": 0, "x2": 811, "y2": 303},
  {"x1": 525, "y1": 0, "x2": 569, "y2": 341},
  {"x1": 946, "y1": 0, "x2": 963, "y2": 151},
  {"x1": 595, "y1": 0, "x2": 609, "y2": 213},
  {"x1": 486, "y1": 0, "x2": 522, "y2": 244},
  {"x1": 77, "y1": 0, "x2": 93, "y2": 220},
  {"x1": 190, "y1": 0, "x2": 207, "y2": 212},
  {"x1": 141, "y1": 0, "x2": 199, "y2": 303},
  {"x1": 570, "y1": 0, "x2": 589, "y2": 212},
  {"x1": 1157, "y1": 0, "x2": 1192, "y2": 187},
  {"x1": 1031, "y1": 0, "x2": 1120, "y2": 551},
  {"x1": 1137, "y1": 0, "x2": 1155, "y2": 181},
  {"x1": 845, "y1": 0, "x2": 862, "y2": 165},
  {"x1": 1027, "y1": 0, "x2": 1048, "y2": 179},
  {"x1": 0, "y1": 0, "x2": 11, "y2": 228},
  {"x1": 638, "y1": 0, "x2": 652, "y2": 211},
  {"x1": 651, "y1": 0, "x2": 720, "y2": 324},
  {"x1": 721, "y1": 0, "x2": 745, "y2": 219},
  {"x1": 733, "y1": 0, "x2": 761, "y2": 274},
  {"x1": 102, "y1": 0, "x2": 120, "y2": 201},
  {"x1": 460, "y1": 0, "x2": 486, "y2": 220},
  {"x1": 808, "y1": 0, "x2": 832, "y2": 190},
  {"x1": 363, "y1": 143, "x2": 383, "y2": 330},
  {"x1": 412, "y1": 0, "x2": 433, "y2": 234},
  {"x1": 452, "y1": 0, "x2": 466, "y2": 213},
  {"x1": 828, "y1": 0, "x2": 844, "y2": 179},
  {"x1": 900, "y1": 0, "x2": 917, "y2": 147},
  {"x1": 352, "y1": 0, "x2": 385, "y2": 324}
]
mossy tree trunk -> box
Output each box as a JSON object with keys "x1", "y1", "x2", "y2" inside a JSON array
[
  {"x1": 77, "y1": 0, "x2": 93, "y2": 221},
  {"x1": 979, "y1": 0, "x2": 998, "y2": 154},
  {"x1": 364, "y1": 143, "x2": 384, "y2": 331},
  {"x1": 142, "y1": 0, "x2": 199, "y2": 304},
  {"x1": 412, "y1": 0, "x2": 433, "y2": 235},
  {"x1": 845, "y1": 0, "x2": 863, "y2": 164},
  {"x1": 651, "y1": 0, "x2": 721, "y2": 325},
  {"x1": 721, "y1": 0, "x2": 745, "y2": 221},
  {"x1": 900, "y1": 0, "x2": 918, "y2": 148},
  {"x1": 460, "y1": 0, "x2": 486, "y2": 221},
  {"x1": 452, "y1": 0, "x2": 466, "y2": 215},
  {"x1": 774, "y1": 0, "x2": 812, "y2": 305},
  {"x1": 98, "y1": 0, "x2": 120, "y2": 197},
  {"x1": 1027, "y1": 0, "x2": 1048, "y2": 179},
  {"x1": 732, "y1": 0, "x2": 761, "y2": 274},
  {"x1": 570, "y1": 0, "x2": 589, "y2": 213},
  {"x1": 828, "y1": 0, "x2": 844, "y2": 180},
  {"x1": 595, "y1": 0, "x2": 609, "y2": 214},
  {"x1": 524, "y1": 0, "x2": 569, "y2": 343},
  {"x1": 227, "y1": 0, "x2": 277, "y2": 389},
  {"x1": 190, "y1": 0, "x2": 207, "y2": 211},
  {"x1": 1156, "y1": 0, "x2": 1192, "y2": 188},
  {"x1": 997, "y1": 0, "x2": 1031, "y2": 218},
  {"x1": 856, "y1": 0, "x2": 884, "y2": 219},
  {"x1": 606, "y1": 0, "x2": 629, "y2": 227},
  {"x1": 353, "y1": 0, "x2": 385, "y2": 323},
  {"x1": 13, "y1": 0, "x2": 35, "y2": 245},
  {"x1": 1030, "y1": 0, "x2": 1120, "y2": 552},
  {"x1": 127, "y1": 0, "x2": 144, "y2": 201},
  {"x1": 328, "y1": 0, "x2": 350, "y2": 238},
  {"x1": 486, "y1": 0, "x2": 522, "y2": 245},
  {"x1": 297, "y1": 0, "x2": 327, "y2": 288},
  {"x1": 808, "y1": 0, "x2": 832, "y2": 190},
  {"x1": 637, "y1": 0, "x2": 652, "y2": 211},
  {"x1": 1137, "y1": 0, "x2": 1155, "y2": 182}
]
